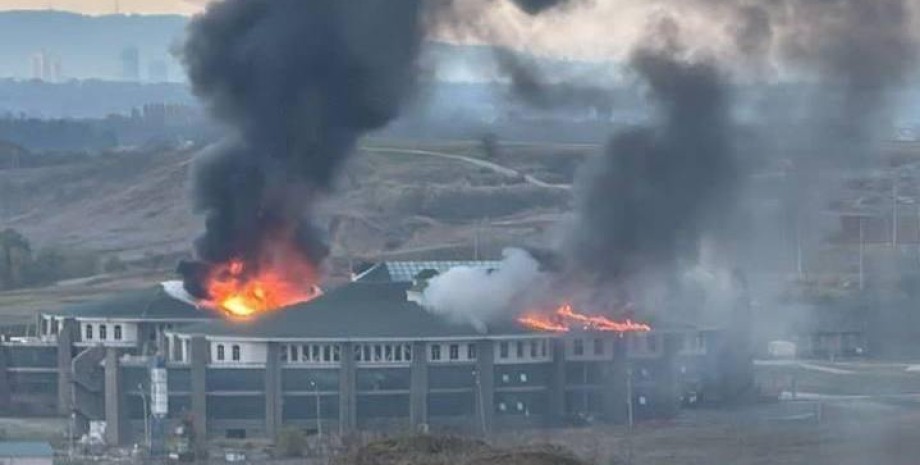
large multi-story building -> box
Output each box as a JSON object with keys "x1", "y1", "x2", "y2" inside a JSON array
[{"x1": 0, "y1": 261, "x2": 745, "y2": 446}]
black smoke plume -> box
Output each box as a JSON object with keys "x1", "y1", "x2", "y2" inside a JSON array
[
  {"x1": 509, "y1": 0, "x2": 572, "y2": 15},
  {"x1": 178, "y1": 0, "x2": 423, "y2": 298},
  {"x1": 564, "y1": 45, "x2": 733, "y2": 283}
]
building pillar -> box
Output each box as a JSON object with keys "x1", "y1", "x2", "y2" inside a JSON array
[
  {"x1": 409, "y1": 342, "x2": 428, "y2": 430},
  {"x1": 189, "y1": 336, "x2": 209, "y2": 441},
  {"x1": 548, "y1": 338, "x2": 566, "y2": 426},
  {"x1": 0, "y1": 342, "x2": 10, "y2": 411},
  {"x1": 338, "y1": 343, "x2": 357, "y2": 434},
  {"x1": 264, "y1": 343, "x2": 282, "y2": 440},
  {"x1": 603, "y1": 336, "x2": 629, "y2": 423},
  {"x1": 103, "y1": 348, "x2": 126, "y2": 445},
  {"x1": 474, "y1": 340, "x2": 494, "y2": 435},
  {"x1": 57, "y1": 318, "x2": 76, "y2": 415},
  {"x1": 656, "y1": 334, "x2": 681, "y2": 418}
]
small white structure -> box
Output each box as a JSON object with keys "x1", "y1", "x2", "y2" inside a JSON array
[
  {"x1": 0, "y1": 442, "x2": 53, "y2": 465},
  {"x1": 768, "y1": 340, "x2": 797, "y2": 359}
]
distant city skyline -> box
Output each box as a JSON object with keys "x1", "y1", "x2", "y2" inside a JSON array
[{"x1": 0, "y1": 0, "x2": 204, "y2": 15}]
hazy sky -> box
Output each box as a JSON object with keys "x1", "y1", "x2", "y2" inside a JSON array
[{"x1": 0, "y1": 0, "x2": 204, "y2": 15}]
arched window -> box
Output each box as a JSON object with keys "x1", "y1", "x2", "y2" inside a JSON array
[
  {"x1": 216, "y1": 344, "x2": 225, "y2": 361},
  {"x1": 232, "y1": 345, "x2": 241, "y2": 361}
]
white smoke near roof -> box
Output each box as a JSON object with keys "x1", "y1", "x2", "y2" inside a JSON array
[
  {"x1": 161, "y1": 280, "x2": 199, "y2": 307},
  {"x1": 421, "y1": 248, "x2": 546, "y2": 331}
]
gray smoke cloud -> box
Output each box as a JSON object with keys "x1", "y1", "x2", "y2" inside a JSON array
[
  {"x1": 493, "y1": 47, "x2": 615, "y2": 115},
  {"x1": 178, "y1": 0, "x2": 424, "y2": 297}
]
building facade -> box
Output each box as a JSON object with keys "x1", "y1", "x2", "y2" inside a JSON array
[{"x1": 0, "y1": 262, "x2": 742, "y2": 446}]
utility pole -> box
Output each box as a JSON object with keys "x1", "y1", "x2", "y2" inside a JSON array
[
  {"x1": 892, "y1": 181, "x2": 899, "y2": 247},
  {"x1": 858, "y1": 216, "x2": 865, "y2": 291}
]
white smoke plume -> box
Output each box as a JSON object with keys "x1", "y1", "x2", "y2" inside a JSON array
[{"x1": 422, "y1": 248, "x2": 547, "y2": 330}]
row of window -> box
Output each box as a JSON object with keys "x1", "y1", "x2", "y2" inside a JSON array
[
  {"x1": 497, "y1": 339, "x2": 550, "y2": 360},
  {"x1": 429, "y1": 343, "x2": 476, "y2": 362},
  {"x1": 214, "y1": 344, "x2": 242, "y2": 362},
  {"x1": 356, "y1": 343, "x2": 411, "y2": 363},
  {"x1": 84, "y1": 323, "x2": 123, "y2": 341},
  {"x1": 40, "y1": 318, "x2": 60, "y2": 336},
  {"x1": 281, "y1": 344, "x2": 341, "y2": 364}
]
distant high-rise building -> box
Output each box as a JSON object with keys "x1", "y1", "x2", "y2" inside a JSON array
[
  {"x1": 147, "y1": 59, "x2": 169, "y2": 83},
  {"x1": 30, "y1": 50, "x2": 62, "y2": 82},
  {"x1": 120, "y1": 46, "x2": 140, "y2": 82}
]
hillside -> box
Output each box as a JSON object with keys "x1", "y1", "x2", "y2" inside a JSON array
[{"x1": 0, "y1": 139, "x2": 585, "y2": 275}]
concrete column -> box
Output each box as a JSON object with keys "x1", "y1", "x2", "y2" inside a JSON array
[
  {"x1": 474, "y1": 340, "x2": 494, "y2": 435},
  {"x1": 103, "y1": 348, "x2": 126, "y2": 445},
  {"x1": 338, "y1": 343, "x2": 357, "y2": 433},
  {"x1": 603, "y1": 336, "x2": 629, "y2": 423},
  {"x1": 548, "y1": 338, "x2": 566, "y2": 426},
  {"x1": 656, "y1": 334, "x2": 681, "y2": 418},
  {"x1": 409, "y1": 342, "x2": 428, "y2": 430},
  {"x1": 0, "y1": 343, "x2": 10, "y2": 411},
  {"x1": 264, "y1": 343, "x2": 282, "y2": 440},
  {"x1": 57, "y1": 318, "x2": 76, "y2": 415},
  {"x1": 189, "y1": 336, "x2": 209, "y2": 441}
]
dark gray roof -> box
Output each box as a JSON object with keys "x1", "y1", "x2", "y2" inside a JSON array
[
  {"x1": 354, "y1": 261, "x2": 502, "y2": 283},
  {"x1": 48, "y1": 285, "x2": 219, "y2": 321},
  {"x1": 0, "y1": 442, "x2": 53, "y2": 457},
  {"x1": 179, "y1": 282, "x2": 532, "y2": 340}
]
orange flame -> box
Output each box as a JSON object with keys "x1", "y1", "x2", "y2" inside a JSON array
[
  {"x1": 204, "y1": 242, "x2": 320, "y2": 318},
  {"x1": 518, "y1": 304, "x2": 651, "y2": 333}
]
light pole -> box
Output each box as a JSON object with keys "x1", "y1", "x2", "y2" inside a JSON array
[
  {"x1": 137, "y1": 383, "x2": 151, "y2": 452},
  {"x1": 309, "y1": 380, "x2": 322, "y2": 439},
  {"x1": 473, "y1": 368, "x2": 486, "y2": 435}
]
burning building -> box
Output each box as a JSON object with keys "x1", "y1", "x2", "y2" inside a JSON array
[{"x1": 0, "y1": 261, "x2": 744, "y2": 445}]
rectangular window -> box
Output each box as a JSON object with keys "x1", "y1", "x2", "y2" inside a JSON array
[
  {"x1": 114, "y1": 325, "x2": 122, "y2": 340},
  {"x1": 363, "y1": 345, "x2": 372, "y2": 362},
  {"x1": 530, "y1": 341, "x2": 538, "y2": 358},
  {"x1": 355, "y1": 344, "x2": 363, "y2": 362},
  {"x1": 467, "y1": 343, "x2": 477, "y2": 360},
  {"x1": 280, "y1": 345, "x2": 288, "y2": 362},
  {"x1": 290, "y1": 345, "x2": 299, "y2": 362},
  {"x1": 333, "y1": 345, "x2": 341, "y2": 362},
  {"x1": 499, "y1": 341, "x2": 509, "y2": 359},
  {"x1": 302, "y1": 345, "x2": 310, "y2": 361},
  {"x1": 430, "y1": 344, "x2": 441, "y2": 361},
  {"x1": 217, "y1": 344, "x2": 225, "y2": 361},
  {"x1": 395, "y1": 345, "x2": 403, "y2": 362},
  {"x1": 85, "y1": 324, "x2": 93, "y2": 340},
  {"x1": 323, "y1": 345, "x2": 331, "y2": 362},
  {"x1": 573, "y1": 339, "x2": 584, "y2": 356},
  {"x1": 385, "y1": 345, "x2": 393, "y2": 361},
  {"x1": 449, "y1": 344, "x2": 460, "y2": 360},
  {"x1": 647, "y1": 335, "x2": 658, "y2": 352},
  {"x1": 516, "y1": 341, "x2": 524, "y2": 358},
  {"x1": 374, "y1": 345, "x2": 382, "y2": 362},
  {"x1": 594, "y1": 338, "x2": 604, "y2": 355},
  {"x1": 232, "y1": 345, "x2": 241, "y2": 361},
  {"x1": 51, "y1": 319, "x2": 59, "y2": 335},
  {"x1": 540, "y1": 340, "x2": 548, "y2": 357},
  {"x1": 405, "y1": 344, "x2": 412, "y2": 361},
  {"x1": 313, "y1": 345, "x2": 321, "y2": 362},
  {"x1": 41, "y1": 318, "x2": 48, "y2": 335}
]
